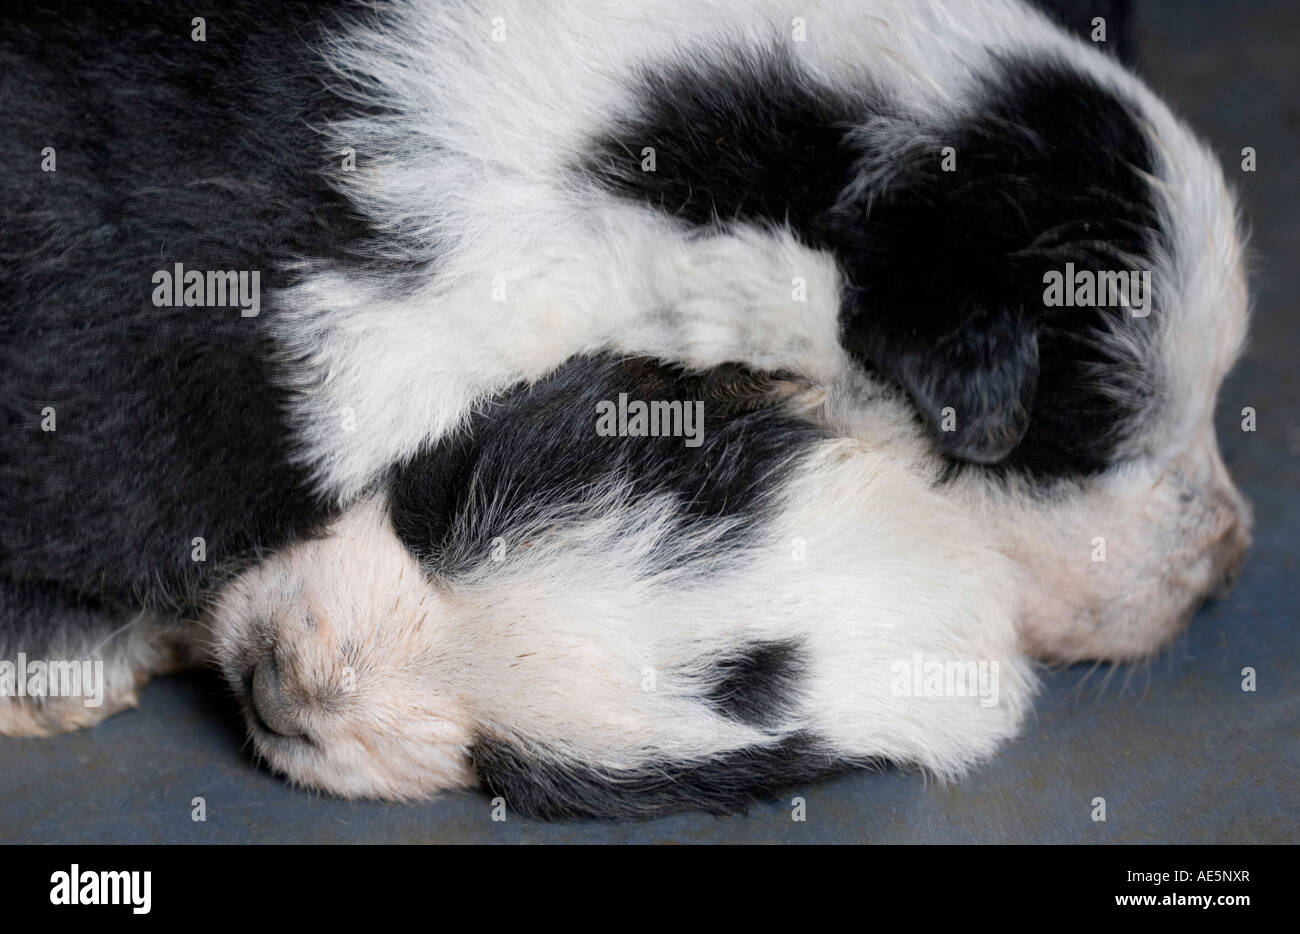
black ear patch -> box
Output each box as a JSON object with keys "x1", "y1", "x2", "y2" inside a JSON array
[
  {"x1": 830, "y1": 58, "x2": 1160, "y2": 470},
  {"x1": 856, "y1": 305, "x2": 1041, "y2": 465},
  {"x1": 581, "y1": 48, "x2": 1162, "y2": 477}
]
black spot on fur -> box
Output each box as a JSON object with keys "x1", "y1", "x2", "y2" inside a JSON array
[
  {"x1": 701, "y1": 639, "x2": 805, "y2": 728},
  {"x1": 581, "y1": 47, "x2": 1163, "y2": 478},
  {"x1": 471, "y1": 731, "x2": 861, "y2": 820},
  {"x1": 390, "y1": 356, "x2": 823, "y2": 578}
]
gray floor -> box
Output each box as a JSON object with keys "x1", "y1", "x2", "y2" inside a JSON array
[{"x1": 2, "y1": 0, "x2": 1296, "y2": 844}]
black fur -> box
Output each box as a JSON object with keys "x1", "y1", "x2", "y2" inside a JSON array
[
  {"x1": 0, "y1": 0, "x2": 376, "y2": 619},
  {"x1": 581, "y1": 48, "x2": 1162, "y2": 477},
  {"x1": 471, "y1": 731, "x2": 859, "y2": 820},
  {"x1": 701, "y1": 639, "x2": 806, "y2": 728},
  {"x1": 390, "y1": 356, "x2": 824, "y2": 579}
]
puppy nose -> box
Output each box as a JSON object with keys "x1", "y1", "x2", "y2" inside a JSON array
[{"x1": 250, "y1": 656, "x2": 306, "y2": 737}]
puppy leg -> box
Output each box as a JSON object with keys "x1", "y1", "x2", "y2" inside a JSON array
[{"x1": 0, "y1": 578, "x2": 199, "y2": 736}]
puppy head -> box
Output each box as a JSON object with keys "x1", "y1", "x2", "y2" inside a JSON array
[
  {"x1": 980, "y1": 140, "x2": 1252, "y2": 664},
  {"x1": 828, "y1": 55, "x2": 1251, "y2": 661},
  {"x1": 207, "y1": 499, "x2": 475, "y2": 800}
]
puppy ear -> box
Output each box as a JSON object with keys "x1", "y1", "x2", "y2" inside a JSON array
[
  {"x1": 824, "y1": 60, "x2": 1161, "y2": 466},
  {"x1": 888, "y1": 306, "x2": 1039, "y2": 464},
  {"x1": 844, "y1": 299, "x2": 1039, "y2": 464}
]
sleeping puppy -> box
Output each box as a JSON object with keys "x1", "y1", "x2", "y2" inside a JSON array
[
  {"x1": 0, "y1": 0, "x2": 1248, "y2": 809},
  {"x1": 207, "y1": 355, "x2": 1035, "y2": 817}
]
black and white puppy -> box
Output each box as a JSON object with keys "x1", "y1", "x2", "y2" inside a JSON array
[{"x1": 1, "y1": 0, "x2": 1249, "y2": 813}]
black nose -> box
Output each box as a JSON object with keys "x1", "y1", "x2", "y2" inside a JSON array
[{"x1": 250, "y1": 656, "x2": 305, "y2": 737}]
